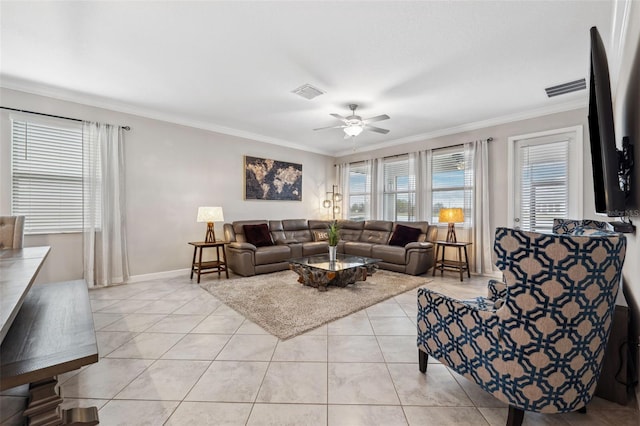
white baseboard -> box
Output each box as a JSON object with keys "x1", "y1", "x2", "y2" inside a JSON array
[{"x1": 127, "y1": 268, "x2": 191, "y2": 283}]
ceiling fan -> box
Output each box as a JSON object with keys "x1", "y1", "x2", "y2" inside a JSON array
[{"x1": 313, "y1": 104, "x2": 390, "y2": 138}]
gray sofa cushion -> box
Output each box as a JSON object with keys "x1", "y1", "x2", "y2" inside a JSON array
[
  {"x1": 360, "y1": 220, "x2": 393, "y2": 244},
  {"x1": 343, "y1": 241, "x2": 373, "y2": 257},
  {"x1": 371, "y1": 244, "x2": 407, "y2": 264},
  {"x1": 338, "y1": 220, "x2": 364, "y2": 241},
  {"x1": 254, "y1": 245, "x2": 291, "y2": 265}
]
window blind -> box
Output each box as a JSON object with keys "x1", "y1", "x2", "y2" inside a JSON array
[
  {"x1": 11, "y1": 119, "x2": 84, "y2": 234},
  {"x1": 431, "y1": 146, "x2": 470, "y2": 223},
  {"x1": 518, "y1": 140, "x2": 569, "y2": 232},
  {"x1": 347, "y1": 162, "x2": 371, "y2": 220},
  {"x1": 382, "y1": 155, "x2": 416, "y2": 221}
]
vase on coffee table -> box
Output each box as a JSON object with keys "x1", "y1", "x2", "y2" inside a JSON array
[{"x1": 329, "y1": 246, "x2": 337, "y2": 262}]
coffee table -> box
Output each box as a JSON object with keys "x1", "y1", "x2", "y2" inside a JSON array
[{"x1": 289, "y1": 253, "x2": 381, "y2": 292}]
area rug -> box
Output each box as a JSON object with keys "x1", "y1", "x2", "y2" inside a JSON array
[{"x1": 200, "y1": 270, "x2": 431, "y2": 340}]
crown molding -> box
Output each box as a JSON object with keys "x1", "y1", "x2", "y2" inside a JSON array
[
  {"x1": 333, "y1": 99, "x2": 587, "y2": 157},
  {"x1": 0, "y1": 77, "x2": 333, "y2": 156}
]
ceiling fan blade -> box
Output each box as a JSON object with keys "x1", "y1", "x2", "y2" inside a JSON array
[
  {"x1": 365, "y1": 125, "x2": 390, "y2": 134},
  {"x1": 330, "y1": 113, "x2": 348, "y2": 122},
  {"x1": 313, "y1": 124, "x2": 346, "y2": 131},
  {"x1": 363, "y1": 114, "x2": 390, "y2": 123}
]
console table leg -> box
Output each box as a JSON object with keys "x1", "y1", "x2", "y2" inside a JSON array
[{"x1": 61, "y1": 406, "x2": 99, "y2": 425}]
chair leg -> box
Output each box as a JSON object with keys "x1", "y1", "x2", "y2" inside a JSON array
[
  {"x1": 418, "y1": 349, "x2": 428, "y2": 373},
  {"x1": 506, "y1": 406, "x2": 524, "y2": 426},
  {"x1": 578, "y1": 407, "x2": 587, "y2": 414}
]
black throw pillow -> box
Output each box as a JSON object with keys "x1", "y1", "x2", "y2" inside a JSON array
[
  {"x1": 388, "y1": 224, "x2": 422, "y2": 247},
  {"x1": 243, "y1": 224, "x2": 274, "y2": 247}
]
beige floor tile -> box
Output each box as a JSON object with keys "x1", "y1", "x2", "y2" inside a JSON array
[
  {"x1": 186, "y1": 361, "x2": 268, "y2": 402},
  {"x1": 90, "y1": 299, "x2": 120, "y2": 312},
  {"x1": 105, "y1": 332, "x2": 184, "y2": 359},
  {"x1": 303, "y1": 324, "x2": 328, "y2": 335},
  {"x1": 256, "y1": 362, "x2": 327, "y2": 404},
  {"x1": 377, "y1": 335, "x2": 419, "y2": 363},
  {"x1": 59, "y1": 398, "x2": 109, "y2": 411},
  {"x1": 328, "y1": 405, "x2": 408, "y2": 426},
  {"x1": 478, "y1": 407, "x2": 572, "y2": 426},
  {"x1": 216, "y1": 334, "x2": 278, "y2": 361},
  {"x1": 165, "y1": 401, "x2": 252, "y2": 425},
  {"x1": 162, "y1": 334, "x2": 231, "y2": 360},
  {"x1": 272, "y1": 335, "x2": 328, "y2": 362},
  {"x1": 561, "y1": 409, "x2": 640, "y2": 426},
  {"x1": 61, "y1": 358, "x2": 153, "y2": 398},
  {"x1": 191, "y1": 314, "x2": 244, "y2": 334},
  {"x1": 91, "y1": 312, "x2": 126, "y2": 330},
  {"x1": 450, "y1": 370, "x2": 506, "y2": 408},
  {"x1": 247, "y1": 403, "x2": 327, "y2": 426},
  {"x1": 134, "y1": 299, "x2": 189, "y2": 314},
  {"x1": 163, "y1": 288, "x2": 208, "y2": 301},
  {"x1": 328, "y1": 362, "x2": 400, "y2": 405},
  {"x1": 236, "y1": 319, "x2": 270, "y2": 334},
  {"x1": 387, "y1": 363, "x2": 472, "y2": 406},
  {"x1": 99, "y1": 313, "x2": 166, "y2": 332},
  {"x1": 145, "y1": 314, "x2": 206, "y2": 333},
  {"x1": 95, "y1": 331, "x2": 138, "y2": 357},
  {"x1": 404, "y1": 406, "x2": 489, "y2": 426},
  {"x1": 172, "y1": 296, "x2": 221, "y2": 315},
  {"x1": 89, "y1": 285, "x2": 146, "y2": 300},
  {"x1": 211, "y1": 304, "x2": 244, "y2": 317},
  {"x1": 115, "y1": 359, "x2": 209, "y2": 400},
  {"x1": 97, "y1": 400, "x2": 178, "y2": 426},
  {"x1": 366, "y1": 301, "x2": 408, "y2": 317},
  {"x1": 127, "y1": 288, "x2": 179, "y2": 300},
  {"x1": 369, "y1": 316, "x2": 416, "y2": 335},
  {"x1": 328, "y1": 335, "x2": 384, "y2": 362},
  {"x1": 327, "y1": 314, "x2": 374, "y2": 335},
  {"x1": 95, "y1": 299, "x2": 152, "y2": 314}
]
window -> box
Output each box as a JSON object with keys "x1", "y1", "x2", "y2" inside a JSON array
[
  {"x1": 383, "y1": 155, "x2": 416, "y2": 221},
  {"x1": 347, "y1": 162, "x2": 371, "y2": 221},
  {"x1": 11, "y1": 119, "x2": 84, "y2": 234},
  {"x1": 431, "y1": 146, "x2": 471, "y2": 224}
]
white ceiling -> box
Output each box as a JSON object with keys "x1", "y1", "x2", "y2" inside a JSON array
[{"x1": 0, "y1": 1, "x2": 617, "y2": 156}]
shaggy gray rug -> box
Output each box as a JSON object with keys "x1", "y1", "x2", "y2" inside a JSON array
[{"x1": 200, "y1": 269, "x2": 431, "y2": 340}]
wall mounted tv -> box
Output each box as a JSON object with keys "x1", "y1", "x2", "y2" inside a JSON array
[{"x1": 588, "y1": 26, "x2": 632, "y2": 218}]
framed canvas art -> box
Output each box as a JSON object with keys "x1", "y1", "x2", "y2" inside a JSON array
[{"x1": 244, "y1": 156, "x2": 302, "y2": 201}]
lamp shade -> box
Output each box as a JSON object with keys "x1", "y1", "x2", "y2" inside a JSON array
[
  {"x1": 344, "y1": 125, "x2": 363, "y2": 137},
  {"x1": 439, "y1": 207, "x2": 464, "y2": 224},
  {"x1": 197, "y1": 206, "x2": 224, "y2": 223}
]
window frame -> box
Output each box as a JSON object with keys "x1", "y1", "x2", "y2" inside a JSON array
[
  {"x1": 346, "y1": 161, "x2": 371, "y2": 221},
  {"x1": 430, "y1": 145, "x2": 469, "y2": 226},
  {"x1": 382, "y1": 155, "x2": 416, "y2": 222}
]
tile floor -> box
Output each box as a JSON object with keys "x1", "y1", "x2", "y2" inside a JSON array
[{"x1": 1, "y1": 271, "x2": 638, "y2": 425}]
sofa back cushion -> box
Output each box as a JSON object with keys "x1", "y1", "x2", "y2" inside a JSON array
[
  {"x1": 229, "y1": 220, "x2": 269, "y2": 243},
  {"x1": 243, "y1": 223, "x2": 274, "y2": 247},
  {"x1": 268, "y1": 219, "x2": 312, "y2": 242},
  {"x1": 337, "y1": 220, "x2": 364, "y2": 242},
  {"x1": 389, "y1": 223, "x2": 422, "y2": 246},
  {"x1": 360, "y1": 220, "x2": 393, "y2": 244},
  {"x1": 393, "y1": 221, "x2": 431, "y2": 242}
]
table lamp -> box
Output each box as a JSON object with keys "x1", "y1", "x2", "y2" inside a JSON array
[
  {"x1": 439, "y1": 207, "x2": 464, "y2": 243},
  {"x1": 197, "y1": 206, "x2": 224, "y2": 242}
]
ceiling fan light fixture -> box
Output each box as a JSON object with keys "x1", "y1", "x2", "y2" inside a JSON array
[{"x1": 344, "y1": 125, "x2": 363, "y2": 137}]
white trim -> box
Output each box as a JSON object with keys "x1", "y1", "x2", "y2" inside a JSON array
[
  {"x1": 334, "y1": 100, "x2": 586, "y2": 157},
  {"x1": 507, "y1": 125, "x2": 583, "y2": 229},
  {"x1": 126, "y1": 268, "x2": 191, "y2": 283}
]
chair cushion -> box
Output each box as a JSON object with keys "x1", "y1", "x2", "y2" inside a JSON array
[
  {"x1": 312, "y1": 230, "x2": 329, "y2": 241},
  {"x1": 243, "y1": 224, "x2": 274, "y2": 247},
  {"x1": 388, "y1": 224, "x2": 422, "y2": 247}
]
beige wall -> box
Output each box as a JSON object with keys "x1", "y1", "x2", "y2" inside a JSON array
[
  {"x1": 0, "y1": 88, "x2": 335, "y2": 282},
  {"x1": 336, "y1": 107, "x2": 594, "y2": 238}
]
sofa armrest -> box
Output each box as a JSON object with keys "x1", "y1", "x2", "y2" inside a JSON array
[
  {"x1": 487, "y1": 278, "x2": 506, "y2": 300},
  {"x1": 405, "y1": 241, "x2": 434, "y2": 250},
  {"x1": 228, "y1": 242, "x2": 257, "y2": 251}
]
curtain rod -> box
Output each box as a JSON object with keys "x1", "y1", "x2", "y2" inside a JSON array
[{"x1": 1, "y1": 106, "x2": 131, "y2": 131}]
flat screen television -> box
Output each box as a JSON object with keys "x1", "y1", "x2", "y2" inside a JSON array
[{"x1": 588, "y1": 26, "x2": 627, "y2": 217}]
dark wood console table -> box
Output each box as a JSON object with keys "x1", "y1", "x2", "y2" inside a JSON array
[
  {"x1": 432, "y1": 241, "x2": 472, "y2": 282},
  {"x1": 1, "y1": 247, "x2": 99, "y2": 425}
]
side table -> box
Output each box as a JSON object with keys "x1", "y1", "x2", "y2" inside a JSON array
[
  {"x1": 432, "y1": 241, "x2": 472, "y2": 282},
  {"x1": 188, "y1": 241, "x2": 229, "y2": 283}
]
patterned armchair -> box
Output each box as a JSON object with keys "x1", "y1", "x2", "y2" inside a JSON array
[{"x1": 417, "y1": 227, "x2": 626, "y2": 426}]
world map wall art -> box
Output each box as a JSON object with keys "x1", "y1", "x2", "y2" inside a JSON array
[{"x1": 244, "y1": 156, "x2": 302, "y2": 201}]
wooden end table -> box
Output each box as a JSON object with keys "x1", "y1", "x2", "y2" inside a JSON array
[
  {"x1": 432, "y1": 241, "x2": 472, "y2": 282},
  {"x1": 189, "y1": 241, "x2": 229, "y2": 283}
]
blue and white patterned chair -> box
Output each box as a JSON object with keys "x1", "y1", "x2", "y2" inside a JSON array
[{"x1": 417, "y1": 226, "x2": 626, "y2": 426}]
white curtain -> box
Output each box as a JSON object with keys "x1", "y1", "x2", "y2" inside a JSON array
[
  {"x1": 336, "y1": 162, "x2": 349, "y2": 220},
  {"x1": 83, "y1": 122, "x2": 129, "y2": 287},
  {"x1": 465, "y1": 139, "x2": 493, "y2": 274},
  {"x1": 414, "y1": 150, "x2": 430, "y2": 221}
]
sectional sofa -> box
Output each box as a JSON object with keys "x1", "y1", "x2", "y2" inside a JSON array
[{"x1": 223, "y1": 219, "x2": 438, "y2": 277}]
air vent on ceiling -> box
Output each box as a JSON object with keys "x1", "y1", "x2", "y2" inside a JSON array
[
  {"x1": 545, "y1": 79, "x2": 586, "y2": 97},
  {"x1": 291, "y1": 83, "x2": 325, "y2": 100}
]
